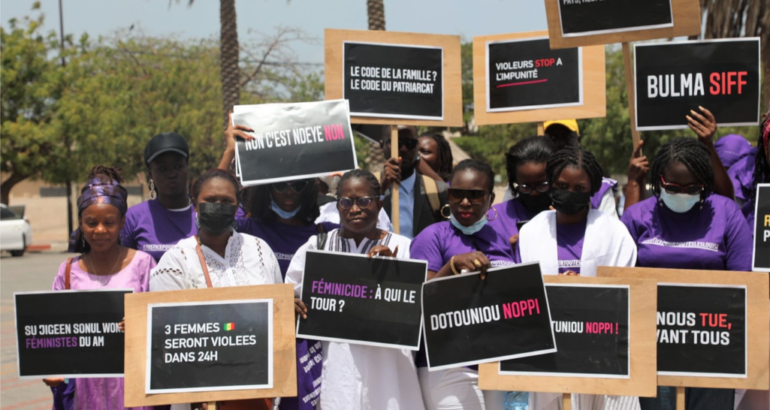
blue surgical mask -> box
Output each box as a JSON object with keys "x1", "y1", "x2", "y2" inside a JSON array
[
  {"x1": 660, "y1": 191, "x2": 700, "y2": 213},
  {"x1": 271, "y1": 199, "x2": 301, "y2": 219},
  {"x1": 450, "y1": 214, "x2": 488, "y2": 236}
]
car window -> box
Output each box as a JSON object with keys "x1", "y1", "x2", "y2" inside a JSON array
[{"x1": 0, "y1": 207, "x2": 19, "y2": 220}]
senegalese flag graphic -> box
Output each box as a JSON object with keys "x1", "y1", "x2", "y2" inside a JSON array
[{"x1": 224, "y1": 322, "x2": 235, "y2": 331}]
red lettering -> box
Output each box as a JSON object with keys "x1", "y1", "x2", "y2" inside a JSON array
[
  {"x1": 738, "y1": 71, "x2": 747, "y2": 94},
  {"x1": 709, "y1": 72, "x2": 720, "y2": 95}
]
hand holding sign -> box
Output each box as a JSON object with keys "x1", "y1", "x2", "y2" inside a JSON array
[
  {"x1": 628, "y1": 140, "x2": 649, "y2": 184},
  {"x1": 686, "y1": 106, "x2": 717, "y2": 144},
  {"x1": 450, "y1": 251, "x2": 493, "y2": 280}
]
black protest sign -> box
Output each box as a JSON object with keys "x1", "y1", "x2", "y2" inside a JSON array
[
  {"x1": 634, "y1": 39, "x2": 761, "y2": 130},
  {"x1": 233, "y1": 100, "x2": 357, "y2": 186},
  {"x1": 15, "y1": 290, "x2": 131, "y2": 378},
  {"x1": 656, "y1": 284, "x2": 746, "y2": 377},
  {"x1": 486, "y1": 38, "x2": 582, "y2": 112},
  {"x1": 753, "y1": 184, "x2": 770, "y2": 272},
  {"x1": 343, "y1": 42, "x2": 443, "y2": 120},
  {"x1": 558, "y1": 0, "x2": 672, "y2": 37},
  {"x1": 501, "y1": 284, "x2": 629, "y2": 377},
  {"x1": 422, "y1": 263, "x2": 556, "y2": 370},
  {"x1": 147, "y1": 300, "x2": 272, "y2": 393},
  {"x1": 297, "y1": 251, "x2": 426, "y2": 350}
]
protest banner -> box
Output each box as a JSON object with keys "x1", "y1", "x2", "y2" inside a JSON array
[
  {"x1": 15, "y1": 289, "x2": 131, "y2": 378},
  {"x1": 473, "y1": 31, "x2": 605, "y2": 126},
  {"x1": 422, "y1": 262, "x2": 556, "y2": 371},
  {"x1": 634, "y1": 38, "x2": 761, "y2": 131},
  {"x1": 544, "y1": 0, "x2": 701, "y2": 49},
  {"x1": 479, "y1": 276, "x2": 657, "y2": 398},
  {"x1": 231, "y1": 99, "x2": 357, "y2": 186},
  {"x1": 598, "y1": 267, "x2": 769, "y2": 390},
  {"x1": 124, "y1": 284, "x2": 296, "y2": 407},
  {"x1": 297, "y1": 251, "x2": 426, "y2": 350},
  {"x1": 754, "y1": 184, "x2": 770, "y2": 272}
]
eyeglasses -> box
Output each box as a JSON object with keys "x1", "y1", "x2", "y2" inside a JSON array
[
  {"x1": 514, "y1": 181, "x2": 550, "y2": 195},
  {"x1": 448, "y1": 188, "x2": 488, "y2": 204},
  {"x1": 338, "y1": 196, "x2": 377, "y2": 210},
  {"x1": 660, "y1": 176, "x2": 704, "y2": 195},
  {"x1": 272, "y1": 180, "x2": 309, "y2": 193},
  {"x1": 384, "y1": 138, "x2": 418, "y2": 150}
]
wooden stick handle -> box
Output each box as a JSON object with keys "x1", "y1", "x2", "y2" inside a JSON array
[
  {"x1": 622, "y1": 42, "x2": 642, "y2": 152},
  {"x1": 208, "y1": 402, "x2": 217, "y2": 410},
  {"x1": 390, "y1": 125, "x2": 400, "y2": 235},
  {"x1": 537, "y1": 121, "x2": 545, "y2": 136},
  {"x1": 562, "y1": 393, "x2": 572, "y2": 410},
  {"x1": 676, "y1": 386, "x2": 685, "y2": 410}
]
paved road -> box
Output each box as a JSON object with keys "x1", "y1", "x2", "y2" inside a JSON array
[{"x1": 1, "y1": 252, "x2": 73, "y2": 409}]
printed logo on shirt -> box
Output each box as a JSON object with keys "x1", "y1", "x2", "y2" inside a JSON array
[
  {"x1": 558, "y1": 260, "x2": 581, "y2": 269},
  {"x1": 274, "y1": 252, "x2": 294, "y2": 261},
  {"x1": 641, "y1": 237, "x2": 720, "y2": 252},
  {"x1": 491, "y1": 260, "x2": 515, "y2": 267},
  {"x1": 141, "y1": 244, "x2": 174, "y2": 252}
]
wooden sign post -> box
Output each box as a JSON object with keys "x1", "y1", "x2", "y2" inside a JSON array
[{"x1": 324, "y1": 29, "x2": 463, "y2": 234}]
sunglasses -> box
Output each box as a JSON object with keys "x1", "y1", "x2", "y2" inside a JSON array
[
  {"x1": 272, "y1": 180, "x2": 309, "y2": 193},
  {"x1": 448, "y1": 188, "x2": 488, "y2": 204},
  {"x1": 384, "y1": 138, "x2": 418, "y2": 150},
  {"x1": 338, "y1": 196, "x2": 377, "y2": 210},
  {"x1": 660, "y1": 176, "x2": 704, "y2": 195},
  {"x1": 514, "y1": 181, "x2": 550, "y2": 195}
]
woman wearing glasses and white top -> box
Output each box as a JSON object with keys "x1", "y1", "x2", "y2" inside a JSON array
[
  {"x1": 286, "y1": 169, "x2": 425, "y2": 410},
  {"x1": 410, "y1": 159, "x2": 511, "y2": 410}
]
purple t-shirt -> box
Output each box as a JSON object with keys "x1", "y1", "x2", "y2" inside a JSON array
[
  {"x1": 742, "y1": 200, "x2": 755, "y2": 236},
  {"x1": 728, "y1": 147, "x2": 757, "y2": 204},
  {"x1": 715, "y1": 134, "x2": 751, "y2": 169},
  {"x1": 621, "y1": 194, "x2": 752, "y2": 272},
  {"x1": 121, "y1": 199, "x2": 197, "y2": 261},
  {"x1": 556, "y1": 220, "x2": 587, "y2": 274},
  {"x1": 591, "y1": 178, "x2": 618, "y2": 210},
  {"x1": 411, "y1": 221, "x2": 516, "y2": 272},
  {"x1": 491, "y1": 197, "x2": 540, "y2": 240}
]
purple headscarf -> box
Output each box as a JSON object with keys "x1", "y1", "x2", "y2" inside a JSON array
[
  {"x1": 714, "y1": 134, "x2": 751, "y2": 169},
  {"x1": 76, "y1": 176, "x2": 128, "y2": 216}
]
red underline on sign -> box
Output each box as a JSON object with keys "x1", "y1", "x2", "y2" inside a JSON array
[{"x1": 496, "y1": 79, "x2": 548, "y2": 88}]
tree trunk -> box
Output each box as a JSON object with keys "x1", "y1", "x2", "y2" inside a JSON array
[
  {"x1": 220, "y1": 0, "x2": 240, "y2": 130},
  {"x1": 1, "y1": 173, "x2": 28, "y2": 205},
  {"x1": 365, "y1": 0, "x2": 387, "y2": 174}
]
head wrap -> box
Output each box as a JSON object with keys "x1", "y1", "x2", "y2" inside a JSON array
[{"x1": 76, "y1": 176, "x2": 129, "y2": 216}]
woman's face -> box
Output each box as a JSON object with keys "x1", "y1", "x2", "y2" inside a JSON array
[
  {"x1": 515, "y1": 162, "x2": 548, "y2": 197},
  {"x1": 661, "y1": 161, "x2": 699, "y2": 189},
  {"x1": 270, "y1": 180, "x2": 309, "y2": 213},
  {"x1": 553, "y1": 166, "x2": 591, "y2": 193},
  {"x1": 148, "y1": 152, "x2": 188, "y2": 198},
  {"x1": 80, "y1": 204, "x2": 124, "y2": 253},
  {"x1": 418, "y1": 137, "x2": 440, "y2": 173},
  {"x1": 337, "y1": 177, "x2": 381, "y2": 235},
  {"x1": 194, "y1": 177, "x2": 238, "y2": 211},
  {"x1": 449, "y1": 169, "x2": 494, "y2": 227}
]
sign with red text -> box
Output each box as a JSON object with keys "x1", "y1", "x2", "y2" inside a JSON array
[
  {"x1": 634, "y1": 38, "x2": 761, "y2": 130},
  {"x1": 422, "y1": 263, "x2": 556, "y2": 370},
  {"x1": 15, "y1": 289, "x2": 132, "y2": 378},
  {"x1": 232, "y1": 100, "x2": 357, "y2": 186},
  {"x1": 296, "y1": 251, "x2": 427, "y2": 350}
]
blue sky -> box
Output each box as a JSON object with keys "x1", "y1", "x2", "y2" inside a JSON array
[{"x1": 1, "y1": 0, "x2": 549, "y2": 63}]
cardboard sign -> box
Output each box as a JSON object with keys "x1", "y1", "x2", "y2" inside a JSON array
[
  {"x1": 753, "y1": 183, "x2": 770, "y2": 272},
  {"x1": 479, "y1": 276, "x2": 657, "y2": 397},
  {"x1": 598, "y1": 267, "x2": 769, "y2": 390},
  {"x1": 124, "y1": 285, "x2": 296, "y2": 407},
  {"x1": 15, "y1": 290, "x2": 131, "y2": 378},
  {"x1": 297, "y1": 251, "x2": 427, "y2": 350},
  {"x1": 232, "y1": 100, "x2": 357, "y2": 186},
  {"x1": 634, "y1": 38, "x2": 761, "y2": 131},
  {"x1": 343, "y1": 42, "x2": 443, "y2": 120},
  {"x1": 146, "y1": 300, "x2": 272, "y2": 394},
  {"x1": 486, "y1": 37, "x2": 582, "y2": 113},
  {"x1": 500, "y1": 284, "x2": 630, "y2": 378},
  {"x1": 558, "y1": 0, "x2": 673, "y2": 38},
  {"x1": 422, "y1": 263, "x2": 556, "y2": 371}
]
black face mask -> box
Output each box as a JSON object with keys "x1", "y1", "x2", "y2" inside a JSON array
[
  {"x1": 197, "y1": 202, "x2": 238, "y2": 235},
  {"x1": 518, "y1": 192, "x2": 553, "y2": 214},
  {"x1": 550, "y1": 188, "x2": 591, "y2": 215}
]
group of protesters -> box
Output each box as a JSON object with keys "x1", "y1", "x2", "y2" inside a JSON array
[{"x1": 41, "y1": 104, "x2": 766, "y2": 410}]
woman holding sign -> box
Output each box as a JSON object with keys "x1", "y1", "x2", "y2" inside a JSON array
[
  {"x1": 410, "y1": 159, "x2": 510, "y2": 410},
  {"x1": 740, "y1": 113, "x2": 770, "y2": 229},
  {"x1": 286, "y1": 169, "x2": 425, "y2": 410},
  {"x1": 49, "y1": 166, "x2": 156, "y2": 410},
  {"x1": 621, "y1": 138, "x2": 752, "y2": 410}
]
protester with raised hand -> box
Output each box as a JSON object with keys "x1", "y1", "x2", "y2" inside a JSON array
[
  {"x1": 740, "y1": 113, "x2": 770, "y2": 229},
  {"x1": 286, "y1": 169, "x2": 424, "y2": 410},
  {"x1": 121, "y1": 132, "x2": 196, "y2": 261},
  {"x1": 418, "y1": 133, "x2": 454, "y2": 183},
  {"x1": 410, "y1": 159, "x2": 509, "y2": 410},
  {"x1": 48, "y1": 166, "x2": 155, "y2": 410}
]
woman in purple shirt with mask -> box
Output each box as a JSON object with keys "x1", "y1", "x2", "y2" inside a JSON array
[
  {"x1": 411, "y1": 159, "x2": 511, "y2": 410},
  {"x1": 621, "y1": 137, "x2": 752, "y2": 410}
]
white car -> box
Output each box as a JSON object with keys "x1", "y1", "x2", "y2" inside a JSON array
[{"x1": 0, "y1": 204, "x2": 32, "y2": 257}]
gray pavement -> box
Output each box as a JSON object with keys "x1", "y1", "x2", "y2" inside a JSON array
[{"x1": 1, "y1": 251, "x2": 75, "y2": 409}]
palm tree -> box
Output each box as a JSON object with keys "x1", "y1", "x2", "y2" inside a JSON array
[{"x1": 365, "y1": 0, "x2": 387, "y2": 173}]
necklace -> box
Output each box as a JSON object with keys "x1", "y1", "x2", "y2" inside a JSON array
[{"x1": 88, "y1": 247, "x2": 125, "y2": 284}]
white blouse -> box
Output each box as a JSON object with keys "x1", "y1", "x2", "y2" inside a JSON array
[{"x1": 150, "y1": 231, "x2": 283, "y2": 291}]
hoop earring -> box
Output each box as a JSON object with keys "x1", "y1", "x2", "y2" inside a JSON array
[
  {"x1": 440, "y1": 204, "x2": 451, "y2": 220},
  {"x1": 486, "y1": 207, "x2": 498, "y2": 222},
  {"x1": 149, "y1": 179, "x2": 157, "y2": 200}
]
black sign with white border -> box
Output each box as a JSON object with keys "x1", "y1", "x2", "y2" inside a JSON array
[
  {"x1": 753, "y1": 183, "x2": 770, "y2": 272},
  {"x1": 558, "y1": 0, "x2": 673, "y2": 38}
]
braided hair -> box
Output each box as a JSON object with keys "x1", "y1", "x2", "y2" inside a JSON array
[
  {"x1": 336, "y1": 169, "x2": 381, "y2": 198},
  {"x1": 751, "y1": 114, "x2": 770, "y2": 203},
  {"x1": 419, "y1": 133, "x2": 453, "y2": 181},
  {"x1": 546, "y1": 146, "x2": 603, "y2": 196},
  {"x1": 192, "y1": 169, "x2": 240, "y2": 203},
  {"x1": 505, "y1": 136, "x2": 556, "y2": 193},
  {"x1": 249, "y1": 178, "x2": 320, "y2": 224},
  {"x1": 650, "y1": 138, "x2": 714, "y2": 199},
  {"x1": 87, "y1": 165, "x2": 124, "y2": 184},
  {"x1": 450, "y1": 159, "x2": 495, "y2": 193}
]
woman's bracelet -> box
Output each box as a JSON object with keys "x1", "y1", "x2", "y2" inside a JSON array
[{"x1": 450, "y1": 256, "x2": 461, "y2": 275}]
